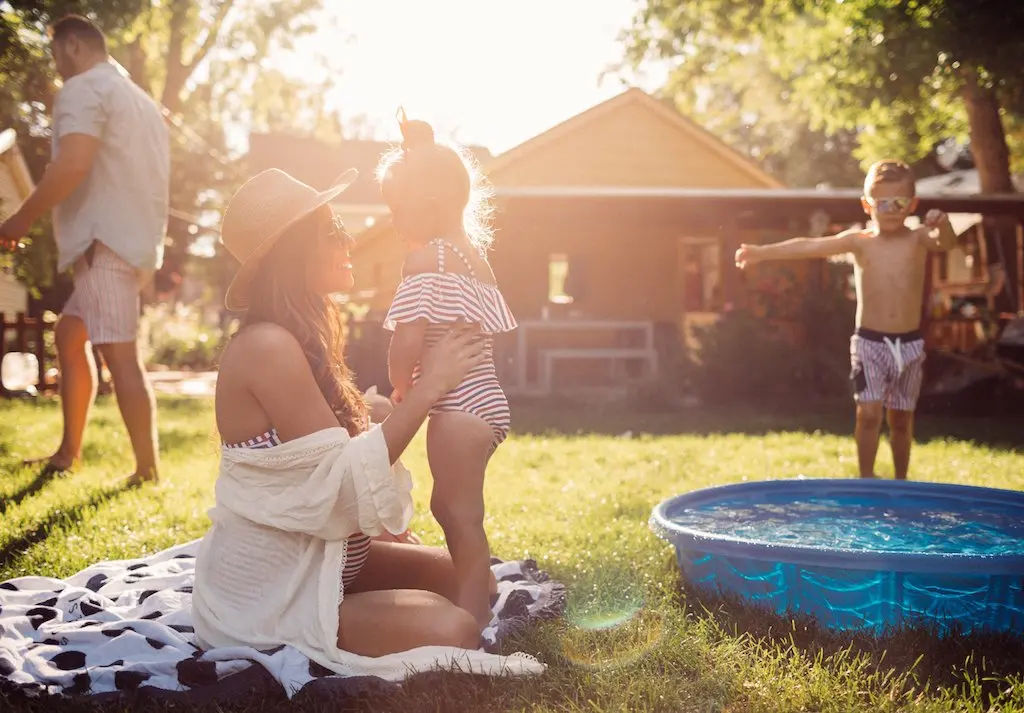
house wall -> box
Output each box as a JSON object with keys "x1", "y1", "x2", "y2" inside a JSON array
[
  {"x1": 351, "y1": 90, "x2": 786, "y2": 318},
  {"x1": 490, "y1": 97, "x2": 777, "y2": 190},
  {"x1": 0, "y1": 272, "x2": 27, "y2": 316},
  {"x1": 350, "y1": 228, "x2": 404, "y2": 316},
  {"x1": 353, "y1": 220, "x2": 800, "y2": 320},
  {"x1": 0, "y1": 132, "x2": 31, "y2": 317},
  {"x1": 342, "y1": 90, "x2": 811, "y2": 392},
  {"x1": 493, "y1": 216, "x2": 678, "y2": 323}
]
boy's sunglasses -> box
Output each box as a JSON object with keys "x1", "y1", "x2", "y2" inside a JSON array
[{"x1": 865, "y1": 196, "x2": 913, "y2": 214}]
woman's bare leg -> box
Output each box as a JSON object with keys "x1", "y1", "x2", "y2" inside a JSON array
[
  {"x1": 426, "y1": 411, "x2": 496, "y2": 630},
  {"x1": 339, "y1": 540, "x2": 498, "y2": 656},
  {"x1": 346, "y1": 539, "x2": 497, "y2": 602},
  {"x1": 337, "y1": 589, "x2": 478, "y2": 656}
]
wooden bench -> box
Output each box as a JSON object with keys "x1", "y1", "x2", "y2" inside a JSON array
[
  {"x1": 537, "y1": 347, "x2": 658, "y2": 395},
  {"x1": 508, "y1": 319, "x2": 658, "y2": 396}
]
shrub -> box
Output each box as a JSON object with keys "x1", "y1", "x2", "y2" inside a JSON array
[
  {"x1": 686, "y1": 262, "x2": 856, "y2": 407},
  {"x1": 139, "y1": 302, "x2": 229, "y2": 371}
]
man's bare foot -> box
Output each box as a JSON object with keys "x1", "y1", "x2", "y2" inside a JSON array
[
  {"x1": 23, "y1": 453, "x2": 76, "y2": 473},
  {"x1": 859, "y1": 473, "x2": 880, "y2": 479},
  {"x1": 117, "y1": 469, "x2": 160, "y2": 489}
]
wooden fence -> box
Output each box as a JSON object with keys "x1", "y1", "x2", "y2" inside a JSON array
[
  {"x1": 0, "y1": 312, "x2": 118, "y2": 397},
  {"x1": 0, "y1": 312, "x2": 57, "y2": 395}
]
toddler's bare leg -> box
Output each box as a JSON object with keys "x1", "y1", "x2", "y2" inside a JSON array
[{"x1": 427, "y1": 411, "x2": 496, "y2": 630}]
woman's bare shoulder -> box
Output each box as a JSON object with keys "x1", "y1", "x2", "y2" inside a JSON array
[
  {"x1": 216, "y1": 322, "x2": 335, "y2": 442},
  {"x1": 218, "y1": 323, "x2": 310, "y2": 397},
  {"x1": 222, "y1": 323, "x2": 304, "y2": 370},
  {"x1": 216, "y1": 325, "x2": 298, "y2": 440}
]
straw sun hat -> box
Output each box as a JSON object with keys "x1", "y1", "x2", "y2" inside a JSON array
[{"x1": 220, "y1": 168, "x2": 358, "y2": 311}]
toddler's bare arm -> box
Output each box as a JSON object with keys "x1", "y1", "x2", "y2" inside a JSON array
[
  {"x1": 388, "y1": 246, "x2": 440, "y2": 399},
  {"x1": 388, "y1": 321, "x2": 426, "y2": 400}
]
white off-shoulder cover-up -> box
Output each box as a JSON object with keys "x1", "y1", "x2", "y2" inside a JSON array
[{"x1": 192, "y1": 426, "x2": 544, "y2": 680}]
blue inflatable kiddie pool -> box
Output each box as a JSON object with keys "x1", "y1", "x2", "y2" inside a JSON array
[{"x1": 650, "y1": 479, "x2": 1024, "y2": 635}]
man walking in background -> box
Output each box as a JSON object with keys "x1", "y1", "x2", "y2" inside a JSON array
[{"x1": 0, "y1": 15, "x2": 169, "y2": 485}]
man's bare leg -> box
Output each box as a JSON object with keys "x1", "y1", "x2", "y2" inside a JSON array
[
  {"x1": 97, "y1": 341, "x2": 159, "y2": 485},
  {"x1": 886, "y1": 409, "x2": 915, "y2": 480},
  {"x1": 28, "y1": 315, "x2": 97, "y2": 471},
  {"x1": 854, "y1": 402, "x2": 885, "y2": 478}
]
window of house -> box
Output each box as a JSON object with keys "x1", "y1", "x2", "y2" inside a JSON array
[
  {"x1": 548, "y1": 253, "x2": 574, "y2": 304},
  {"x1": 679, "y1": 240, "x2": 721, "y2": 312}
]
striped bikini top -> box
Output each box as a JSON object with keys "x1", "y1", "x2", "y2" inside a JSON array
[
  {"x1": 223, "y1": 428, "x2": 282, "y2": 450},
  {"x1": 383, "y1": 239, "x2": 516, "y2": 335}
]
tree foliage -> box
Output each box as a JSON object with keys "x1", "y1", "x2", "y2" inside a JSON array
[
  {"x1": 623, "y1": 0, "x2": 1024, "y2": 192},
  {"x1": 1, "y1": 0, "x2": 339, "y2": 302}
]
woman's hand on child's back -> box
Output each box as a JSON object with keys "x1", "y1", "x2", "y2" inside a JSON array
[
  {"x1": 418, "y1": 323, "x2": 486, "y2": 397},
  {"x1": 378, "y1": 326, "x2": 483, "y2": 464}
]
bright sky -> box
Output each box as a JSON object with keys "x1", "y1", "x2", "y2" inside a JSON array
[{"x1": 279, "y1": 0, "x2": 663, "y2": 155}]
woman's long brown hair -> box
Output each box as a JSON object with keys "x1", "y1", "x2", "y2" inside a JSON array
[{"x1": 241, "y1": 210, "x2": 367, "y2": 436}]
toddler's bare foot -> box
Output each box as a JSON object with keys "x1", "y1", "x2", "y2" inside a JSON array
[{"x1": 373, "y1": 529, "x2": 422, "y2": 545}]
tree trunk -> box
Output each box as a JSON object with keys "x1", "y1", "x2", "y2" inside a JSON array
[
  {"x1": 160, "y1": 0, "x2": 235, "y2": 116},
  {"x1": 161, "y1": 0, "x2": 189, "y2": 115},
  {"x1": 961, "y1": 67, "x2": 1020, "y2": 312},
  {"x1": 961, "y1": 67, "x2": 1014, "y2": 194},
  {"x1": 116, "y1": 38, "x2": 152, "y2": 96}
]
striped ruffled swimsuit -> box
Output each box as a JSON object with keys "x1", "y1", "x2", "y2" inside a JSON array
[
  {"x1": 384, "y1": 239, "x2": 517, "y2": 447},
  {"x1": 222, "y1": 428, "x2": 372, "y2": 590}
]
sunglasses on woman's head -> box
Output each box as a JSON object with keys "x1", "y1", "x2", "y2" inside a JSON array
[
  {"x1": 325, "y1": 214, "x2": 354, "y2": 247},
  {"x1": 865, "y1": 196, "x2": 913, "y2": 214}
]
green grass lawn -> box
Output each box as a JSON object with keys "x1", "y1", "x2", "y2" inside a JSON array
[{"x1": 1, "y1": 395, "x2": 1022, "y2": 713}]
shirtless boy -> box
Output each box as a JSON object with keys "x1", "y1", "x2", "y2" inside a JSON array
[{"x1": 735, "y1": 160, "x2": 956, "y2": 479}]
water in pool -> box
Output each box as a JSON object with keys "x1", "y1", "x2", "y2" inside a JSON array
[{"x1": 673, "y1": 497, "x2": 1024, "y2": 556}]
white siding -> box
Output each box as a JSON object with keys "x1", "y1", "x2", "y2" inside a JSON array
[
  {"x1": 0, "y1": 272, "x2": 27, "y2": 316},
  {"x1": 0, "y1": 130, "x2": 32, "y2": 317}
]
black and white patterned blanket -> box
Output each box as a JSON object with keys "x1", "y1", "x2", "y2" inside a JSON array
[{"x1": 0, "y1": 540, "x2": 564, "y2": 703}]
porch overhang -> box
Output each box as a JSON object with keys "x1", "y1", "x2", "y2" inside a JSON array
[{"x1": 494, "y1": 186, "x2": 1024, "y2": 227}]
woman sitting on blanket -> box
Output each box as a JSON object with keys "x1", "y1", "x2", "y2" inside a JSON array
[{"x1": 192, "y1": 167, "x2": 498, "y2": 662}]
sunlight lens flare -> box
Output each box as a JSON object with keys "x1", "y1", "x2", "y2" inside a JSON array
[{"x1": 561, "y1": 578, "x2": 666, "y2": 669}]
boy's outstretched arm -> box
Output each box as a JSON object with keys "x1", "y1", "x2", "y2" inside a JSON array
[
  {"x1": 734, "y1": 228, "x2": 861, "y2": 269},
  {"x1": 917, "y1": 209, "x2": 957, "y2": 252}
]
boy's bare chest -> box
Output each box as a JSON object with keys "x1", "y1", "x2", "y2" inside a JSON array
[{"x1": 857, "y1": 238, "x2": 926, "y2": 282}]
